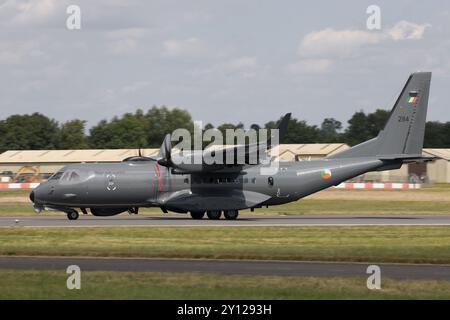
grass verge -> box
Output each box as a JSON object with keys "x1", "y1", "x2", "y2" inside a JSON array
[
  {"x1": 1, "y1": 226, "x2": 450, "y2": 264},
  {"x1": 256, "y1": 199, "x2": 450, "y2": 215},
  {"x1": 0, "y1": 270, "x2": 449, "y2": 299}
]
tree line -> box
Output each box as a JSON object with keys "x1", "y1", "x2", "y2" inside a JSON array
[{"x1": 0, "y1": 106, "x2": 449, "y2": 151}]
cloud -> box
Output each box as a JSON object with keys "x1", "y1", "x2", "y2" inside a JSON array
[
  {"x1": 299, "y1": 28, "x2": 381, "y2": 58},
  {"x1": 121, "y1": 81, "x2": 151, "y2": 94},
  {"x1": 226, "y1": 56, "x2": 258, "y2": 70},
  {"x1": 191, "y1": 56, "x2": 261, "y2": 79},
  {"x1": 286, "y1": 59, "x2": 332, "y2": 75},
  {"x1": 388, "y1": 20, "x2": 431, "y2": 41},
  {"x1": 224, "y1": 56, "x2": 260, "y2": 78},
  {"x1": 0, "y1": 0, "x2": 64, "y2": 27},
  {"x1": 181, "y1": 11, "x2": 212, "y2": 24},
  {"x1": 162, "y1": 37, "x2": 208, "y2": 57},
  {"x1": 0, "y1": 39, "x2": 42, "y2": 65},
  {"x1": 289, "y1": 20, "x2": 431, "y2": 74},
  {"x1": 106, "y1": 28, "x2": 148, "y2": 55},
  {"x1": 298, "y1": 21, "x2": 430, "y2": 59}
]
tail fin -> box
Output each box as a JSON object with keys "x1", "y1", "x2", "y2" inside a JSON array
[{"x1": 329, "y1": 72, "x2": 431, "y2": 159}]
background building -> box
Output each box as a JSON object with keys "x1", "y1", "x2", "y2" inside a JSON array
[
  {"x1": 0, "y1": 149, "x2": 158, "y2": 182},
  {"x1": 423, "y1": 149, "x2": 450, "y2": 183},
  {"x1": 0, "y1": 146, "x2": 449, "y2": 183}
]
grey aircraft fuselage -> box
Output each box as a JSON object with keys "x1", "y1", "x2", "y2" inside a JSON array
[
  {"x1": 31, "y1": 157, "x2": 389, "y2": 211},
  {"x1": 30, "y1": 71, "x2": 432, "y2": 220}
]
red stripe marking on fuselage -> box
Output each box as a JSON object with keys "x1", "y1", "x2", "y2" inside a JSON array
[{"x1": 155, "y1": 163, "x2": 162, "y2": 192}]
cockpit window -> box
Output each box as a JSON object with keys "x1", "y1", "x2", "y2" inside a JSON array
[
  {"x1": 56, "y1": 169, "x2": 94, "y2": 185},
  {"x1": 48, "y1": 171, "x2": 64, "y2": 181},
  {"x1": 60, "y1": 171, "x2": 71, "y2": 182},
  {"x1": 70, "y1": 171, "x2": 80, "y2": 181}
]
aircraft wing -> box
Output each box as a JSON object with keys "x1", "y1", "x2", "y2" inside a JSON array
[{"x1": 157, "y1": 113, "x2": 291, "y2": 174}]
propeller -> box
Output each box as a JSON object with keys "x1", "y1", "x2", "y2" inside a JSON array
[{"x1": 157, "y1": 134, "x2": 173, "y2": 166}]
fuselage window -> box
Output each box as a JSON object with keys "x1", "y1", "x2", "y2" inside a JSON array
[
  {"x1": 268, "y1": 176, "x2": 274, "y2": 186},
  {"x1": 184, "y1": 178, "x2": 189, "y2": 184}
]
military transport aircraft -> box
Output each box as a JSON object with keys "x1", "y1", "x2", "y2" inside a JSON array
[{"x1": 30, "y1": 72, "x2": 432, "y2": 220}]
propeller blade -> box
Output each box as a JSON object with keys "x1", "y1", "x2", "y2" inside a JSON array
[{"x1": 157, "y1": 134, "x2": 173, "y2": 166}]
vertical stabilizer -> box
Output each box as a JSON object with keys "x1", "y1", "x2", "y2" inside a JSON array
[{"x1": 329, "y1": 72, "x2": 431, "y2": 159}]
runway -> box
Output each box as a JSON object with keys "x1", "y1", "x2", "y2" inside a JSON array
[
  {"x1": 1, "y1": 256, "x2": 449, "y2": 280},
  {"x1": 1, "y1": 214, "x2": 450, "y2": 227}
]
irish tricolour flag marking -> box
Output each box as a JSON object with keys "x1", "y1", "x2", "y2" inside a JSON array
[
  {"x1": 408, "y1": 96, "x2": 418, "y2": 104},
  {"x1": 321, "y1": 169, "x2": 332, "y2": 180}
]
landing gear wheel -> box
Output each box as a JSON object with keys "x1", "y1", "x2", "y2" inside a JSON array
[
  {"x1": 206, "y1": 210, "x2": 221, "y2": 220},
  {"x1": 67, "y1": 210, "x2": 79, "y2": 220},
  {"x1": 128, "y1": 207, "x2": 139, "y2": 215},
  {"x1": 223, "y1": 210, "x2": 239, "y2": 220},
  {"x1": 190, "y1": 211, "x2": 205, "y2": 219}
]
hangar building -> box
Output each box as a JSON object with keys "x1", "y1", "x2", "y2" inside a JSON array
[{"x1": 0, "y1": 145, "x2": 449, "y2": 183}]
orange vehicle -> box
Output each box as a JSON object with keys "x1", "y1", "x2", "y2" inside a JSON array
[{"x1": 13, "y1": 166, "x2": 41, "y2": 183}]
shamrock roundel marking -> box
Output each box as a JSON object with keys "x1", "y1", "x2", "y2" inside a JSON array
[{"x1": 321, "y1": 169, "x2": 332, "y2": 180}]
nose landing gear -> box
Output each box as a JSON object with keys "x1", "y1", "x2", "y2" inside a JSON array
[{"x1": 66, "y1": 210, "x2": 79, "y2": 220}]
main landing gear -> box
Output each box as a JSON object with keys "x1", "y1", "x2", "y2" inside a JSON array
[
  {"x1": 190, "y1": 210, "x2": 239, "y2": 220},
  {"x1": 190, "y1": 211, "x2": 205, "y2": 219},
  {"x1": 223, "y1": 210, "x2": 239, "y2": 220},
  {"x1": 206, "y1": 210, "x2": 221, "y2": 220}
]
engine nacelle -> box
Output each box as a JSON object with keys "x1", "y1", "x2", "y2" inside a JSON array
[{"x1": 90, "y1": 207, "x2": 128, "y2": 216}]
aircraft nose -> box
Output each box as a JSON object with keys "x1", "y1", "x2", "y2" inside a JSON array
[{"x1": 29, "y1": 191, "x2": 35, "y2": 203}]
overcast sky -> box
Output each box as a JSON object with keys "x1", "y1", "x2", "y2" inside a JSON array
[{"x1": 1, "y1": 0, "x2": 449, "y2": 129}]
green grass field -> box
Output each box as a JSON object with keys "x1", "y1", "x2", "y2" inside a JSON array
[
  {"x1": 1, "y1": 226, "x2": 450, "y2": 264},
  {"x1": 1, "y1": 188, "x2": 449, "y2": 300},
  {"x1": 256, "y1": 199, "x2": 450, "y2": 214},
  {"x1": 1, "y1": 270, "x2": 449, "y2": 299},
  {"x1": 0, "y1": 190, "x2": 31, "y2": 197}
]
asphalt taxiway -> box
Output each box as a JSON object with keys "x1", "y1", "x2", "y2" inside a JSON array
[
  {"x1": 0, "y1": 256, "x2": 449, "y2": 280},
  {"x1": 1, "y1": 214, "x2": 450, "y2": 227}
]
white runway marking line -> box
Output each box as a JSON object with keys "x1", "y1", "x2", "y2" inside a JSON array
[
  {"x1": 3, "y1": 255, "x2": 450, "y2": 267},
  {"x1": 2, "y1": 223, "x2": 450, "y2": 228},
  {"x1": 1, "y1": 215, "x2": 450, "y2": 227}
]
